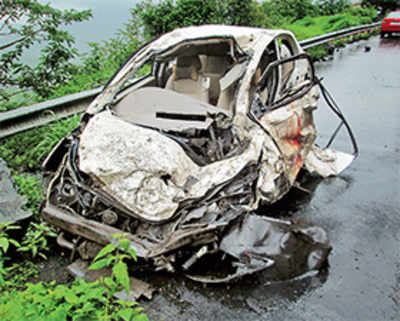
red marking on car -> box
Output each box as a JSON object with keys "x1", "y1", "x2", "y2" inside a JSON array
[
  {"x1": 296, "y1": 154, "x2": 303, "y2": 168},
  {"x1": 287, "y1": 112, "x2": 302, "y2": 148}
]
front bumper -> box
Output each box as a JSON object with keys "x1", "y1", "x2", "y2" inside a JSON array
[{"x1": 42, "y1": 204, "x2": 150, "y2": 258}]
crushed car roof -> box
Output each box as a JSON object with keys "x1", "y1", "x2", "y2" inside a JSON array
[
  {"x1": 87, "y1": 25, "x2": 299, "y2": 115},
  {"x1": 142, "y1": 25, "x2": 292, "y2": 51}
]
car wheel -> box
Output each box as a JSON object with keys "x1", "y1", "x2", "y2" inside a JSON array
[{"x1": 380, "y1": 31, "x2": 385, "y2": 38}]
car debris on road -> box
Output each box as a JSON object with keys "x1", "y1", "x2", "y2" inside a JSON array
[{"x1": 42, "y1": 25, "x2": 357, "y2": 283}]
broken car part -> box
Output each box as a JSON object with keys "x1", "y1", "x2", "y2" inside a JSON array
[{"x1": 42, "y1": 25, "x2": 357, "y2": 283}]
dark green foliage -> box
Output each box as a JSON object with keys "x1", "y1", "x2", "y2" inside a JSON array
[
  {"x1": 0, "y1": 115, "x2": 80, "y2": 172},
  {"x1": 131, "y1": 0, "x2": 256, "y2": 39},
  {"x1": 0, "y1": 90, "x2": 37, "y2": 112},
  {"x1": 318, "y1": 0, "x2": 352, "y2": 15},
  {"x1": 259, "y1": 0, "x2": 355, "y2": 27},
  {"x1": 0, "y1": 0, "x2": 91, "y2": 101},
  {"x1": 89, "y1": 234, "x2": 138, "y2": 296},
  {"x1": 0, "y1": 277, "x2": 149, "y2": 321},
  {"x1": 48, "y1": 35, "x2": 142, "y2": 100},
  {"x1": 17, "y1": 222, "x2": 56, "y2": 259},
  {"x1": 260, "y1": 0, "x2": 319, "y2": 26},
  {"x1": 284, "y1": 7, "x2": 377, "y2": 40},
  {"x1": 13, "y1": 175, "x2": 44, "y2": 216},
  {"x1": 0, "y1": 234, "x2": 148, "y2": 321},
  {"x1": 361, "y1": 0, "x2": 400, "y2": 14}
]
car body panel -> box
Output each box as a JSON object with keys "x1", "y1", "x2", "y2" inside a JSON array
[{"x1": 381, "y1": 11, "x2": 400, "y2": 33}]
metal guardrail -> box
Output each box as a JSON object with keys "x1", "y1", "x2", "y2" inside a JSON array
[
  {"x1": 0, "y1": 22, "x2": 381, "y2": 139},
  {"x1": 0, "y1": 87, "x2": 102, "y2": 139},
  {"x1": 299, "y1": 22, "x2": 380, "y2": 49}
]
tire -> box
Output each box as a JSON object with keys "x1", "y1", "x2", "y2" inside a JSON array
[{"x1": 380, "y1": 31, "x2": 385, "y2": 38}]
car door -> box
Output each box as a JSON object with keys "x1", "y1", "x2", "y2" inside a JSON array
[{"x1": 249, "y1": 37, "x2": 319, "y2": 184}]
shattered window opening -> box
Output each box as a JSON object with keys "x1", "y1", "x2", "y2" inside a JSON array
[
  {"x1": 118, "y1": 61, "x2": 154, "y2": 93},
  {"x1": 251, "y1": 53, "x2": 316, "y2": 120}
]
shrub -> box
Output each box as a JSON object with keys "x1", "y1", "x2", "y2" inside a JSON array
[
  {"x1": 0, "y1": 234, "x2": 148, "y2": 321},
  {"x1": 131, "y1": 0, "x2": 256, "y2": 39},
  {"x1": 0, "y1": 114, "x2": 80, "y2": 172}
]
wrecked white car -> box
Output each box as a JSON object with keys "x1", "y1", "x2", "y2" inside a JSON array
[{"x1": 42, "y1": 25, "x2": 357, "y2": 282}]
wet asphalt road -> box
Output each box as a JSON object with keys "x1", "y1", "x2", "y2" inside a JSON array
[{"x1": 140, "y1": 36, "x2": 400, "y2": 321}]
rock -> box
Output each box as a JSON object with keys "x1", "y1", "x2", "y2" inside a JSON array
[{"x1": 0, "y1": 158, "x2": 31, "y2": 222}]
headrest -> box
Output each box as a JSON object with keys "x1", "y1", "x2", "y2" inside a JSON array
[
  {"x1": 176, "y1": 55, "x2": 201, "y2": 70},
  {"x1": 172, "y1": 55, "x2": 201, "y2": 81},
  {"x1": 203, "y1": 56, "x2": 229, "y2": 75}
]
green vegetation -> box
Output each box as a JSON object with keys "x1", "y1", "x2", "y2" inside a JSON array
[
  {"x1": 17, "y1": 222, "x2": 57, "y2": 260},
  {"x1": 14, "y1": 174, "x2": 44, "y2": 215},
  {"x1": 362, "y1": 0, "x2": 400, "y2": 15},
  {"x1": 281, "y1": 6, "x2": 377, "y2": 59},
  {"x1": 0, "y1": 278, "x2": 148, "y2": 321},
  {"x1": 284, "y1": 7, "x2": 377, "y2": 40},
  {"x1": 0, "y1": 222, "x2": 21, "y2": 256},
  {"x1": 0, "y1": 0, "x2": 91, "y2": 103},
  {"x1": 89, "y1": 234, "x2": 137, "y2": 296},
  {"x1": 0, "y1": 114, "x2": 80, "y2": 172},
  {"x1": 132, "y1": 0, "x2": 256, "y2": 39},
  {"x1": 0, "y1": 231, "x2": 148, "y2": 321}
]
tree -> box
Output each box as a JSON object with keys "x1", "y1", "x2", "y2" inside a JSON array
[
  {"x1": 260, "y1": 0, "x2": 318, "y2": 26},
  {"x1": 361, "y1": 0, "x2": 400, "y2": 14},
  {"x1": 0, "y1": 0, "x2": 91, "y2": 100},
  {"x1": 130, "y1": 0, "x2": 257, "y2": 40},
  {"x1": 318, "y1": 0, "x2": 351, "y2": 15}
]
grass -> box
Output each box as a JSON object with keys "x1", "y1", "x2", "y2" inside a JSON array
[
  {"x1": 0, "y1": 232, "x2": 149, "y2": 321},
  {"x1": 0, "y1": 114, "x2": 80, "y2": 172},
  {"x1": 283, "y1": 8, "x2": 377, "y2": 41},
  {"x1": 13, "y1": 175, "x2": 44, "y2": 217},
  {"x1": 0, "y1": 90, "x2": 38, "y2": 112},
  {"x1": 275, "y1": 8, "x2": 377, "y2": 61}
]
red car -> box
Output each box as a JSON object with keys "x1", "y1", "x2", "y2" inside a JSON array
[{"x1": 381, "y1": 10, "x2": 400, "y2": 38}]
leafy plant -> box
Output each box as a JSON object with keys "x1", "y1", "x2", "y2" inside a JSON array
[
  {"x1": 318, "y1": 0, "x2": 351, "y2": 16},
  {"x1": 0, "y1": 221, "x2": 52, "y2": 291},
  {"x1": 18, "y1": 222, "x2": 57, "y2": 259},
  {"x1": 0, "y1": 222, "x2": 21, "y2": 256},
  {"x1": 361, "y1": 0, "x2": 399, "y2": 15},
  {"x1": 260, "y1": 0, "x2": 318, "y2": 26},
  {"x1": 27, "y1": 114, "x2": 80, "y2": 164},
  {"x1": 88, "y1": 234, "x2": 148, "y2": 321},
  {"x1": 89, "y1": 234, "x2": 137, "y2": 296},
  {"x1": 131, "y1": 0, "x2": 257, "y2": 39},
  {"x1": 0, "y1": 114, "x2": 80, "y2": 172},
  {"x1": 0, "y1": 234, "x2": 148, "y2": 321},
  {"x1": 0, "y1": 260, "x2": 39, "y2": 292},
  {"x1": 13, "y1": 174, "x2": 44, "y2": 215},
  {"x1": 0, "y1": 0, "x2": 92, "y2": 101}
]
